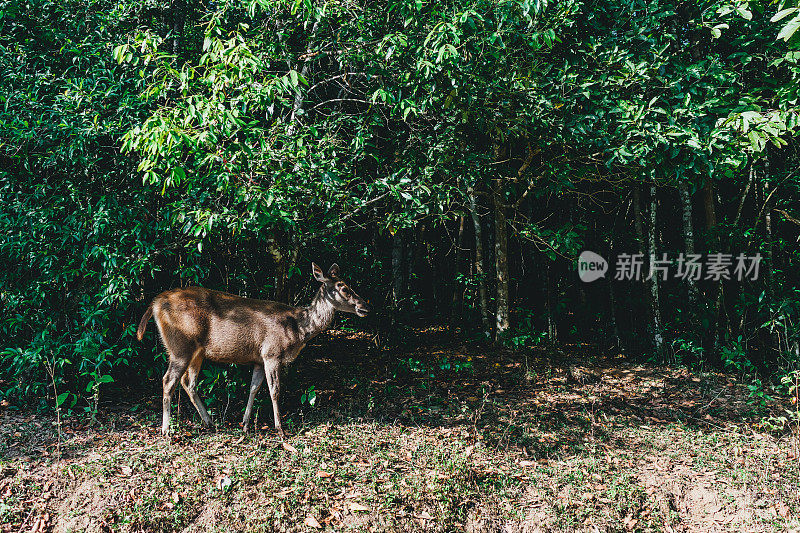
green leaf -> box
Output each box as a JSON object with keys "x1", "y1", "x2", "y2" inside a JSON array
[
  {"x1": 735, "y1": 7, "x2": 752, "y2": 20},
  {"x1": 56, "y1": 392, "x2": 70, "y2": 407},
  {"x1": 771, "y1": 8, "x2": 799, "y2": 23},
  {"x1": 777, "y1": 14, "x2": 800, "y2": 42}
]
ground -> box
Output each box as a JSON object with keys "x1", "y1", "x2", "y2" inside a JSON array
[{"x1": 1, "y1": 327, "x2": 798, "y2": 532}]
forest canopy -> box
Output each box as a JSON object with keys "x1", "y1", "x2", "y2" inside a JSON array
[{"x1": 2, "y1": 0, "x2": 800, "y2": 413}]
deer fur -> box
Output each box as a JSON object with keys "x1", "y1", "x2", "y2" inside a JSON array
[{"x1": 136, "y1": 262, "x2": 370, "y2": 437}]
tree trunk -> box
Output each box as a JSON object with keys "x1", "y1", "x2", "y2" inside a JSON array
[
  {"x1": 451, "y1": 215, "x2": 466, "y2": 325},
  {"x1": 286, "y1": 241, "x2": 300, "y2": 305},
  {"x1": 764, "y1": 155, "x2": 774, "y2": 298},
  {"x1": 678, "y1": 181, "x2": 699, "y2": 309},
  {"x1": 493, "y1": 188, "x2": 510, "y2": 343},
  {"x1": 391, "y1": 230, "x2": 406, "y2": 312},
  {"x1": 266, "y1": 237, "x2": 285, "y2": 302},
  {"x1": 608, "y1": 240, "x2": 620, "y2": 348},
  {"x1": 647, "y1": 185, "x2": 665, "y2": 360},
  {"x1": 632, "y1": 185, "x2": 647, "y2": 344},
  {"x1": 702, "y1": 180, "x2": 724, "y2": 353},
  {"x1": 171, "y1": 0, "x2": 186, "y2": 56},
  {"x1": 545, "y1": 262, "x2": 557, "y2": 343},
  {"x1": 469, "y1": 191, "x2": 492, "y2": 339}
]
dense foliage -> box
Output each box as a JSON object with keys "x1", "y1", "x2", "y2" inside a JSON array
[{"x1": 2, "y1": 0, "x2": 800, "y2": 417}]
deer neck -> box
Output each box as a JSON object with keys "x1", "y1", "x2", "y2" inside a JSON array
[{"x1": 299, "y1": 288, "x2": 336, "y2": 342}]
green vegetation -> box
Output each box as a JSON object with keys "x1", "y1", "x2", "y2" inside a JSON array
[{"x1": 4, "y1": 0, "x2": 800, "y2": 414}]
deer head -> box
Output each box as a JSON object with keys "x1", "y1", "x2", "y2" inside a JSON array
[{"x1": 312, "y1": 262, "x2": 371, "y2": 317}]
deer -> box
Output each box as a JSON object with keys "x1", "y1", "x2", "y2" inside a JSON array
[{"x1": 136, "y1": 262, "x2": 370, "y2": 438}]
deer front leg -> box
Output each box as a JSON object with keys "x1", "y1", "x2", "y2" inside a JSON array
[
  {"x1": 242, "y1": 364, "x2": 265, "y2": 432},
  {"x1": 263, "y1": 358, "x2": 284, "y2": 439}
]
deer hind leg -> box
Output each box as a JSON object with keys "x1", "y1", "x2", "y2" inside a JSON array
[
  {"x1": 263, "y1": 358, "x2": 284, "y2": 439},
  {"x1": 160, "y1": 331, "x2": 194, "y2": 436},
  {"x1": 180, "y1": 351, "x2": 212, "y2": 428},
  {"x1": 242, "y1": 364, "x2": 265, "y2": 433}
]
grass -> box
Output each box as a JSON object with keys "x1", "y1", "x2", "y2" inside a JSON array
[{"x1": 1, "y1": 327, "x2": 799, "y2": 532}]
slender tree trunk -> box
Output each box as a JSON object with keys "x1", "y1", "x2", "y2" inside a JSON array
[
  {"x1": 633, "y1": 187, "x2": 644, "y2": 255},
  {"x1": 545, "y1": 262, "x2": 557, "y2": 343},
  {"x1": 392, "y1": 230, "x2": 406, "y2": 312},
  {"x1": 286, "y1": 240, "x2": 300, "y2": 304},
  {"x1": 764, "y1": 155, "x2": 774, "y2": 297},
  {"x1": 632, "y1": 185, "x2": 647, "y2": 345},
  {"x1": 702, "y1": 180, "x2": 725, "y2": 353},
  {"x1": 763, "y1": 153, "x2": 779, "y2": 357},
  {"x1": 267, "y1": 237, "x2": 285, "y2": 302},
  {"x1": 405, "y1": 225, "x2": 416, "y2": 298},
  {"x1": 171, "y1": 0, "x2": 186, "y2": 56},
  {"x1": 469, "y1": 191, "x2": 492, "y2": 339},
  {"x1": 678, "y1": 181, "x2": 699, "y2": 309},
  {"x1": 493, "y1": 187, "x2": 510, "y2": 343},
  {"x1": 451, "y1": 215, "x2": 466, "y2": 325},
  {"x1": 608, "y1": 240, "x2": 620, "y2": 348},
  {"x1": 647, "y1": 184, "x2": 665, "y2": 360}
]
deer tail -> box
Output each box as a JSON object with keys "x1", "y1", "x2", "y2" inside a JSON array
[{"x1": 136, "y1": 304, "x2": 153, "y2": 341}]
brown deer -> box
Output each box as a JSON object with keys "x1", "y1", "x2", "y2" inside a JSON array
[{"x1": 136, "y1": 263, "x2": 370, "y2": 437}]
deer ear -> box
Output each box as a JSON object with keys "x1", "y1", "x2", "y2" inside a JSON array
[
  {"x1": 328, "y1": 263, "x2": 340, "y2": 278},
  {"x1": 312, "y1": 262, "x2": 327, "y2": 282}
]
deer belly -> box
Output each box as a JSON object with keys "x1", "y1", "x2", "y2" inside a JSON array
[{"x1": 203, "y1": 335, "x2": 261, "y2": 364}]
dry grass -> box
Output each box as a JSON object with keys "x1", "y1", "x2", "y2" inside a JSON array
[{"x1": 1, "y1": 328, "x2": 798, "y2": 532}]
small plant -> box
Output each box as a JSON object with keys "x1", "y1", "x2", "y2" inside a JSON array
[
  {"x1": 747, "y1": 377, "x2": 773, "y2": 407},
  {"x1": 300, "y1": 385, "x2": 317, "y2": 407},
  {"x1": 502, "y1": 308, "x2": 547, "y2": 348},
  {"x1": 84, "y1": 371, "x2": 114, "y2": 425},
  {"x1": 721, "y1": 336, "x2": 755, "y2": 374},
  {"x1": 671, "y1": 336, "x2": 704, "y2": 367}
]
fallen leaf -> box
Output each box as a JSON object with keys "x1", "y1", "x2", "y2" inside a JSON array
[
  {"x1": 304, "y1": 514, "x2": 322, "y2": 528},
  {"x1": 282, "y1": 442, "x2": 298, "y2": 454},
  {"x1": 233, "y1": 435, "x2": 245, "y2": 445},
  {"x1": 415, "y1": 511, "x2": 433, "y2": 520},
  {"x1": 171, "y1": 491, "x2": 180, "y2": 503},
  {"x1": 120, "y1": 465, "x2": 132, "y2": 477},
  {"x1": 316, "y1": 470, "x2": 333, "y2": 478},
  {"x1": 348, "y1": 502, "x2": 371, "y2": 512}
]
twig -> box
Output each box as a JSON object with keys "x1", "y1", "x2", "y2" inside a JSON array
[{"x1": 43, "y1": 356, "x2": 63, "y2": 456}]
